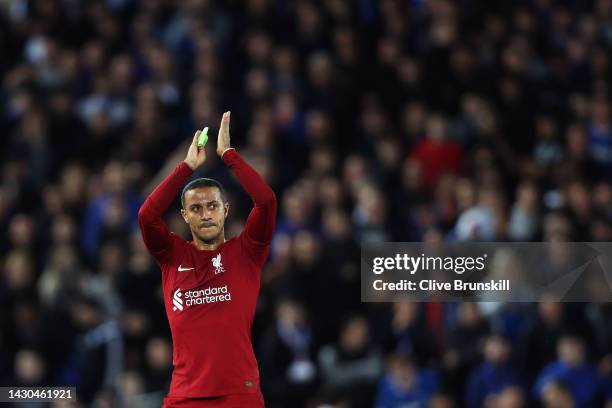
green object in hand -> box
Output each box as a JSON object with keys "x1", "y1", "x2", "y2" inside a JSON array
[{"x1": 197, "y1": 127, "x2": 209, "y2": 148}]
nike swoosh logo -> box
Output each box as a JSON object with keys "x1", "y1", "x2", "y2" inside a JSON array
[{"x1": 178, "y1": 265, "x2": 195, "y2": 272}]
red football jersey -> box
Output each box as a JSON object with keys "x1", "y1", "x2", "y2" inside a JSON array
[{"x1": 138, "y1": 149, "x2": 276, "y2": 399}]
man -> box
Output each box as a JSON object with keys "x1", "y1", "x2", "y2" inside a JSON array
[
  {"x1": 533, "y1": 334, "x2": 604, "y2": 407},
  {"x1": 138, "y1": 111, "x2": 276, "y2": 407},
  {"x1": 465, "y1": 334, "x2": 520, "y2": 408}
]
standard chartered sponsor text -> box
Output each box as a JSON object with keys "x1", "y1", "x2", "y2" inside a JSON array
[{"x1": 184, "y1": 285, "x2": 231, "y2": 306}]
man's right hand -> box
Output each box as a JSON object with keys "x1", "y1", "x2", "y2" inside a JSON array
[{"x1": 184, "y1": 129, "x2": 207, "y2": 170}]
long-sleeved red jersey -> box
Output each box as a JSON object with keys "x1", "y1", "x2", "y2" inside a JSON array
[{"x1": 138, "y1": 149, "x2": 276, "y2": 400}]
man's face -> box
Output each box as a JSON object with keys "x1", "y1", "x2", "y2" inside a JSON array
[
  {"x1": 558, "y1": 337, "x2": 584, "y2": 367},
  {"x1": 181, "y1": 187, "x2": 229, "y2": 243}
]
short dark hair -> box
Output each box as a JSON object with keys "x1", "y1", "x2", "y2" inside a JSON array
[{"x1": 181, "y1": 178, "x2": 227, "y2": 208}]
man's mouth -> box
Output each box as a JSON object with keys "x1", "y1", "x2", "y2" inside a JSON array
[{"x1": 200, "y1": 223, "x2": 216, "y2": 229}]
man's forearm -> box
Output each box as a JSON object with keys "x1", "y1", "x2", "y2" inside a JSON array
[
  {"x1": 141, "y1": 161, "x2": 193, "y2": 217},
  {"x1": 221, "y1": 149, "x2": 275, "y2": 206},
  {"x1": 222, "y1": 148, "x2": 276, "y2": 246},
  {"x1": 138, "y1": 161, "x2": 193, "y2": 256}
]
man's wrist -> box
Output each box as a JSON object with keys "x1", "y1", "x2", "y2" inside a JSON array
[
  {"x1": 221, "y1": 148, "x2": 235, "y2": 158},
  {"x1": 183, "y1": 160, "x2": 197, "y2": 171}
]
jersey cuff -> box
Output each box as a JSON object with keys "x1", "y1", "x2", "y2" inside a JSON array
[
  {"x1": 221, "y1": 148, "x2": 236, "y2": 160},
  {"x1": 178, "y1": 161, "x2": 195, "y2": 175}
]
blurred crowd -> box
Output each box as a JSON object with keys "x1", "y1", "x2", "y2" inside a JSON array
[{"x1": 1, "y1": 0, "x2": 612, "y2": 407}]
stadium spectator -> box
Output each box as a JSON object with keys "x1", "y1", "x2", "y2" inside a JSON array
[
  {"x1": 258, "y1": 299, "x2": 317, "y2": 407},
  {"x1": 465, "y1": 334, "x2": 521, "y2": 408},
  {"x1": 487, "y1": 386, "x2": 526, "y2": 408},
  {"x1": 380, "y1": 301, "x2": 436, "y2": 366},
  {"x1": 443, "y1": 302, "x2": 490, "y2": 399},
  {"x1": 519, "y1": 297, "x2": 568, "y2": 383},
  {"x1": 540, "y1": 380, "x2": 575, "y2": 408},
  {"x1": 534, "y1": 334, "x2": 605, "y2": 407},
  {"x1": 375, "y1": 354, "x2": 439, "y2": 408},
  {"x1": 318, "y1": 314, "x2": 383, "y2": 408}
]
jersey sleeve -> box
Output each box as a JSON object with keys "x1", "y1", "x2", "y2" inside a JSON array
[
  {"x1": 222, "y1": 149, "x2": 277, "y2": 266},
  {"x1": 138, "y1": 161, "x2": 193, "y2": 264}
]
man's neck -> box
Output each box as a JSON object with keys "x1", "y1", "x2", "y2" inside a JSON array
[{"x1": 192, "y1": 234, "x2": 226, "y2": 251}]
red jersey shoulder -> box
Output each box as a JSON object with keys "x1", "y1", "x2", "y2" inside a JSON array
[{"x1": 238, "y1": 231, "x2": 272, "y2": 268}]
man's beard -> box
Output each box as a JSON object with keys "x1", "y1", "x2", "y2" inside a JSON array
[{"x1": 194, "y1": 227, "x2": 222, "y2": 243}]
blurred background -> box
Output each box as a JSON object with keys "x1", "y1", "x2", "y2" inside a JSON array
[{"x1": 0, "y1": 0, "x2": 611, "y2": 407}]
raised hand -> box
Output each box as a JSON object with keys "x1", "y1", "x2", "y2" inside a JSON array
[
  {"x1": 217, "y1": 111, "x2": 232, "y2": 158},
  {"x1": 184, "y1": 129, "x2": 207, "y2": 170}
]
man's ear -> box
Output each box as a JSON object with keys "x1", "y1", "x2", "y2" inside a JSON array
[
  {"x1": 180, "y1": 208, "x2": 189, "y2": 224},
  {"x1": 224, "y1": 202, "x2": 230, "y2": 219}
]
